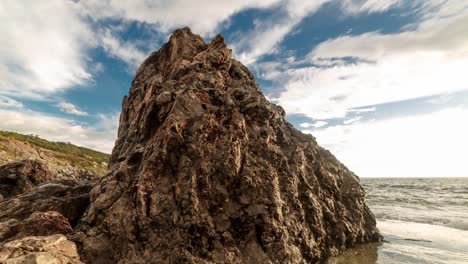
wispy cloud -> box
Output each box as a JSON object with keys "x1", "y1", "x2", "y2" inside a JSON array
[
  {"x1": 0, "y1": 0, "x2": 299, "y2": 100},
  {"x1": 98, "y1": 28, "x2": 147, "y2": 70},
  {"x1": 343, "y1": 116, "x2": 362, "y2": 125},
  {"x1": 55, "y1": 102, "x2": 89, "y2": 116},
  {"x1": 0, "y1": 0, "x2": 95, "y2": 99},
  {"x1": 233, "y1": 0, "x2": 332, "y2": 65},
  {"x1": 79, "y1": 0, "x2": 282, "y2": 35},
  {"x1": 0, "y1": 96, "x2": 23, "y2": 109},
  {"x1": 299, "y1": 121, "x2": 328, "y2": 128},
  {"x1": 273, "y1": 2, "x2": 468, "y2": 119},
  {"x1": 348, "y1": 107, "x2": 376, "y2": 113},
  {"x1": 96, "y1": 112, "x2": 120, "y2": 132},
  {"x1": 306, "y1": 108, "x2": 468, "y2": 177},
  {"x1": 340, "y1": 0, "x2": 402, "y2": 14}
]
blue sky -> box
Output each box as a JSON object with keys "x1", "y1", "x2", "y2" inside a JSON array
[{"x1": 1, "y1": 0, "x2": 467, "y2": 177}]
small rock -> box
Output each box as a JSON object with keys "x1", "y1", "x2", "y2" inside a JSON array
[
  {"x1": 0, "y1": 234, "x2": 83, "y2": 264},
  {"x1": 0, "y1": 180, "x2": 93, "y2": 227},
  {"x1": 0, "y1": 160, "x2": 55, "y2": 199},
  {"x1": 0, "y1": 211, "x2": 73, "y2": 244}
]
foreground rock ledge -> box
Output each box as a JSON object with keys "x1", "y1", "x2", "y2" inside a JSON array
[
  {"x1": 0, "y1": 160, "x2": 54, "y2": 199},
  {"x1": 76, "y1": 27, "x2": 381, "y2": 263},
  {"x1": 0, "y1": 234, "x2": 83, "y2": 264}
]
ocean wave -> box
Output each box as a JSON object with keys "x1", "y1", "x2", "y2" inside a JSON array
[
  {"x1": 445, "y1": 219, "x2": 468, "y2": 231},
  {"x1": 358, "y1": 178, "x2": 468, "y2": 264},
  {"x1": 374, "y1": 213, "x2": 468, "y2": 231},
  {"x1": 378, "y1": 219, "x2": 468, "y2": 254},
  {"x1": 329, "y1": 220, "x2": 468, "y2": 264}
]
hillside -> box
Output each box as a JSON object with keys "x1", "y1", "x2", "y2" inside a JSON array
[{"x1": 0, "y1": 130, "x2": 110, "y2": 179}]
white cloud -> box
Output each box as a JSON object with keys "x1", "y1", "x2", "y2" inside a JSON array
[
  {"x1": 348, "y1": 107, "x2": 376, "y2": 113},
  {"x1": 343, "y1": 116, "x2": 361, "y2": 125},
  {"x1": 0, "y1": 96, "x2": 23, "y2": 109},
  {"x1": 233, "y1": 0, "x2": 332, "y2": 65},
  {"x1": 341, "y1": 0, "x2": 402, "y2": 14},
  {"x1": 79, "y1": 0, "x2": 282, "y2": 36},
  {"x1": 299, "y1": 121, "x2": 328, "y2": 128},
  {"x1": 309, "y1": 15, "x2": 468, "y2": 61},
  {"x1": 426, "y1": 94, "x2": 454, "y2": 105},
  {"x1": 0, "y1": 0, "x2": 313, "y2": 100},
  {"x1": 275, "y1": 3, "x2": 468, "y2": 119},
  {"x1": 0, "y1": 0, "x2": 95, "y2": 99},
  {"x1": 233, "y1": 0, "x2": 417, "y2": 65},
  {"x1": 0, "y1": 108, "x2": 117, "y2": 153},
  {"x1": 96, "y1": 112, "x2": 120, "y2": 132},
  {"x1": 55, "y1": 102, "x2": 89, "y2": 116},
  {"x1": 307, "y1": 108, "x2": 468, "y2": 177},
  {"x1": 98, "y1": 28, "x2": 147, "y2": 69}
]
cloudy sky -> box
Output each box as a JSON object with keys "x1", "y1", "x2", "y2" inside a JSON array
[{"x1": 1, "y1": 0, "x2": 467, "y2": 177}]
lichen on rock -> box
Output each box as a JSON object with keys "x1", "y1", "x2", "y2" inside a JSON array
[{"x1": 76, "y1": 27, "x2": 382, "y2": 263}]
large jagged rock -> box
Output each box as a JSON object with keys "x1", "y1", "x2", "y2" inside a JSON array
[
  {"x1": 77, "y1": 27, "x2": 381, "y2": 263},
  {"x1": 0, "y1": 160, "x2": 55, "y2": 199}
]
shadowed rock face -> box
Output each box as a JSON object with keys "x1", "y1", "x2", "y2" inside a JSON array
[
  {"x1": 0, "y1": 171, "x2": 94, "y2": 263},
  {"x1": 0, "y1": 160, "x2": 55, "y2": 199},
  {"x1": 0, "y1": 211, "x2": 73, "y2": 245},
  {"x1": 0, "y1": 180, "x2": 93, "y2": 227},
  {"x1": 77, "y1": 27, "x2": 381, "y2": 264}
]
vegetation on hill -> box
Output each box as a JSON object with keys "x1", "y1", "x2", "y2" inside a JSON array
[
  {"x1": 0, "y1": 131, "x2": 109, "y2": 163},
  {"x1": 0, "y1": 130, "x2": 110, "y2": 178}
]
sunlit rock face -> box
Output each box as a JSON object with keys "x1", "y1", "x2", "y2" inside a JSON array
[
  {"x1": 0, "y1": 234, "x2": 83, "y2": 264},
  {"x1": 77, "y1": 27, "x2": 381, "y2": 264}
]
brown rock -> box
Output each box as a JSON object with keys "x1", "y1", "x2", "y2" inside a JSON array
[
  {"x1": 0, "y1": 211, "x2": 73, "y2": 245},
  {"x1": 0, "y1": 160, "x2": 54, "y2": 199},
  {"x1": 77, "y1": 27, "x2": 381, "y2": 263},
  {"x1": 0, "y1": 234, "x2": 83, "y2": 264},
  {"x1": 0, "y1": 180, "x2": 93, "y2": 227}
]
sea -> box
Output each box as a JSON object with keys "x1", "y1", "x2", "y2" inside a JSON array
[{"x1": 329, "y1": 177, "x2": 468, "y2": 264}]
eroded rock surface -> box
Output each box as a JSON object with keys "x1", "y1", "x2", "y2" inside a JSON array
[
  {"x1": 77, "y1": 27, "x2": 381, "y2": 263},
  {"x1": 0, "y1": 211, "x2": 73, "y2": 245},
  {"x1": 0, "y1": 180, "x2": 93, "y2": 227},
  {"x1": 0, "y1": 160, "x2": 54, "y2": 199},
  {"x1": 0, "y1": 170, "x2": 92, "y2": 263},
  {"x1": 0, "y1": 234, "x2": 83, "y2": 264}
]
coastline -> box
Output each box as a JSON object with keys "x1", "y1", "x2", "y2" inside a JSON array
[{"x1": 329, "y1": 177, "x2": 468, "y2": 263}]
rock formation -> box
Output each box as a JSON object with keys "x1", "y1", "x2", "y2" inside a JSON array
[
  {"x1": 0, "y1": 163, "x2": 94, "y2": 263},
  {"x1": 0, "y1": 180, "x2": 93, "y2": 227},
  {"x1": 76, "y1": 28, "x2": 381, "y2": 263},
  {"x1": 0, "y1": 211, "x2": 73, "y2": 245},
  {"x1": 0, "y1": 234, "x2": 83, "y2": 264},
  {"x1": 0, "y1": 160, "x2": 54, "y2": 199}
]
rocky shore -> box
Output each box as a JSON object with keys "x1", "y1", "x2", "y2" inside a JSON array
[{"x1": 0, "y1": 28, "x2": 381, "y2": 264}]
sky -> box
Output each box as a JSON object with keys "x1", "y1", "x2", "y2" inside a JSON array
[{"x1": 0, "y1": 0, "x2": 467, "y2": 177}]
